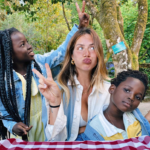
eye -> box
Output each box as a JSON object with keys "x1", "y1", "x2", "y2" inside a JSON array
[
  {"x1": 89, "y1": 46, "x2": 94, "y2": 51},
  {"x1": 20, "y1": 42, "x2": 25, "y2": 47},
  {"x1": 124, "y1": 88, "x2": 130, "y2": 93},
  {"x1": 135, "y1": 95, "x2": 142, "y2": 101},
  {"x1": 78, "y1": 47, "x2": 83, "y2": 51}
]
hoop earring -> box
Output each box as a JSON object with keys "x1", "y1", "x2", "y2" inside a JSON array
[{"x1": 71, "y1": 59, "x2": 75, "y2": 65}]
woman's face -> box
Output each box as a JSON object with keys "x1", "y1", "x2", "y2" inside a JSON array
[
  {"x1": 11, "y1": 32, "x2": 35, "y2": 63},
  {"x1": 72, "y1": 34, "x2": 97, "y2": 73}
]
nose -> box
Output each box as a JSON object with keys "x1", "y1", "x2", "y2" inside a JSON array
[
  {"x1": 129, "y1": 93, "x2": 134, "y2": 102},
  {"x1": 83, "y1": 48, "x2": 90, "y2": 57},
  {"x1": 27, "y1": 43, "x2": 32, "y2": 50}
]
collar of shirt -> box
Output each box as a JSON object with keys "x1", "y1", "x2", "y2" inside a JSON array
[
  {"x1": 67, "y1": 75, "x2": 107, "y2": 94},
  {"x1": 98, "y1": 105, "x2": 137, "y2": 137},
  {"x1": 16, "y1": 72, "x2": 38, "y2": 97}
]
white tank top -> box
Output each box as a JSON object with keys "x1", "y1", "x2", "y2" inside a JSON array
[{"x1": 79, "y1": 115, "x2": 87, "y2": 127}]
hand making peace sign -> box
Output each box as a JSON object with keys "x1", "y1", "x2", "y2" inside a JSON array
[
  {"x1": 32, "y1": 64, "x2": 61, "y2": 106},
  {"x1": 76, "y1": 1, "x2": 90, "y2": 29}
]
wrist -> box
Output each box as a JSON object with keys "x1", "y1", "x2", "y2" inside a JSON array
[
  {"x1": 49, "y1": 104, "x2": 60, "y2": 108},
  {"x1": 49, "y1": 98, "x2": 61, "y2": 107}
]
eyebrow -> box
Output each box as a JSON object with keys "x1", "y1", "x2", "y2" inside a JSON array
[
  {"x1": 75, "y1": 43, "x2": 94, "y2": 46},
  {"x1": 124, "y1": 85, "x2": 143, "y2": 96}
]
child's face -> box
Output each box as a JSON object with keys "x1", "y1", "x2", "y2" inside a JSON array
[
  {"x1": 11, "y1": 32, "x2": 35, "y2": 62},
  {"x1": 109, "y1": 77, "x2": 145, "y2": 112}
]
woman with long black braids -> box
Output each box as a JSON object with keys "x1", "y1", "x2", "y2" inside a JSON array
[{"x1": 0, "y1": 1, "x2": 89, "y2": 141}]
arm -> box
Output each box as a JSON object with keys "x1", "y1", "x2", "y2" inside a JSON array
[
  {"x1": 0, "y1": 102, "x2": 32, "y2": 137},
  {"x1": 33, "y1": 64, "x2": 67, "y2": 141},
  {"x1": 34, "y1": 24, "x2": 78, "y2": 69},
  {"x1": 145, "y1": 111, "x2": 150, "y2": 123}
]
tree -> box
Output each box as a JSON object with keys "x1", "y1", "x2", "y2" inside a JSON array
[
  {"x1": 85, "y1": 0, "x2": 148, "y2": 76},
  {"x1": 51, "y1": 0, "x2": 148, "y2": 75}
]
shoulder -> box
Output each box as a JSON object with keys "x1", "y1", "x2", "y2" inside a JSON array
[
  {"x1": 103, "y1": 80, "x2": 111, "y2": 88},
  {"x1": 34, "y1": 51, "x2": 55, "y2": 63},
  {"x1": 98, "y1": 80, "x2": 111, "y2": 94}
]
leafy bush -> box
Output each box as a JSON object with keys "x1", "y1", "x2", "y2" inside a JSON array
[{"x1": 0, "y1": 1, "x2": 71, "y2": 54}]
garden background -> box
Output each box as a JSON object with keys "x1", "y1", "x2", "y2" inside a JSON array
[{"x1": 0, "y1": 0, "x2": 150, "y2": 99}]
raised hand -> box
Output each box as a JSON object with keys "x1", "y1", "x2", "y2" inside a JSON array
[
  {"x1": 76, "y1": 1, "x2": 90, "y2": 29},
  {"x1": 32, "y1": 63, "x2": 61, "y2": 106},
  {"x1": 12, "y1": 122, "x2": 32, "y2": 136}
]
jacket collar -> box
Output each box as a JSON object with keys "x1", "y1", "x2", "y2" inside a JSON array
[{"x1": 67, "y1": 75, "x2": 106, "y2": 94}]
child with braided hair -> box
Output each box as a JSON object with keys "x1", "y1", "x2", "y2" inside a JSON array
[{"x1": 0, "y1": 1, "x2": 89, "y2": 141}]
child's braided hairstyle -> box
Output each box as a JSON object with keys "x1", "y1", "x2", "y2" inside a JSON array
[{"x1": 0, "y1": 28, "x2": 42, "y2": 139}]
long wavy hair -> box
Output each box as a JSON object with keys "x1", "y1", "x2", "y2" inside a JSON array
[{"x1": 58, "y1": 28, "x2": 108, "y2": 103}]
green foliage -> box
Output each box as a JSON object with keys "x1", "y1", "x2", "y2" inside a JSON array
[
  {"x1": 0, "y1": 0, "x2": 71, "y2": 54},
  {"x1": 51, "y1": 0, "x2": 72, "y2": 5},
  {"x1": 139, "y1": 67, "x2": 150, "y2": 95},
  {"x1": 121, "y1": 0, "x2": 138, "y2": 47},
  {"x1": 0, "y1": 12, "x2": 45, "y2": 54},
  {"x1": 139, "y1": 0, "x2": 150, "y2": 64}
]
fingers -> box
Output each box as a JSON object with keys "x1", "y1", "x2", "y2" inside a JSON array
[
  {"x1": 82, "y1": 1, "x2": 85, "y2": 13},
  {"x1": 76, "y1": 2, "x2": 81, "y2": 14},
  {"x1": 38, "y1": 84, "x2": 47, "y2": 89},
  {"x1": 45, "y1": 63, "x2": 52, "y2": 79},
  {"x1": 32, "y1": 68, "x2": 44, "y2": 79},
  {"x1": 19, "y1": 122, "x2": 29, "y2": 129},
  {"x1": 26, "y1": 126, "x2": 33, "y2": 132}
]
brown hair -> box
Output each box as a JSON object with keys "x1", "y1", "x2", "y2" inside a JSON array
[{"x1": 58, "y1": 28, "x2": 108, "y2": 103}]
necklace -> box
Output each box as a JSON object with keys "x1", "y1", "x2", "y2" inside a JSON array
[{"x1": 23, "y1": 73, "x2": 27, "y2": 77}]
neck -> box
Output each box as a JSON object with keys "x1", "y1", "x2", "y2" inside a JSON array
[
  {"x1": 13, "y1": 61, "x2": 29, "y2": 75},
  {"x1": 77, "y1": 70, "x2": 92, "y2": 89},
  {"x1": 105, "y1": 102, "x2": 124, "y2": 120}
]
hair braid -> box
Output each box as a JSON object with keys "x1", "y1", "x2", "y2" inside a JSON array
[
  {"x1": 3, "y1": 31, "x2": 21, "y2": 120},
  {"x1": 34, "y1": 60, "x2": 42, "y2": 73},
  {"x1": 0, "y1": 31, "x2": 20, "y2": 121},
  {"x1": 24, "y1": 63, "x2": 32, "y2": 126}
]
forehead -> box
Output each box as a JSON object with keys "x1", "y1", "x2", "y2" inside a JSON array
[
  {"x1": 75, "y1": 34, "x2": 93, "y2": 44},
  {"x1": 11, "y1": 32, "x2": 26, "y2": 42},
  {"x1": 118, "y1": 77, "x2": 145, "y2": 93}
]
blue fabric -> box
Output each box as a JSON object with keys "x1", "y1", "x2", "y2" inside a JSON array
[
  {"x1": 62, "y1": 86, "x2": 77, "y2": 141},
  {"x1": 0, "y1": 25, "x2": 78, "y2": 141},
  {"x1": 112, "y1": 41, "x2": 126, "y2": 54},
  {"x1": 80, "y1": 108, "x2": 150, "y2": 141}
]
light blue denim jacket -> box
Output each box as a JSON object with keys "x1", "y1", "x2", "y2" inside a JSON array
[
  {"x1": 0, "y1": 25, "x2": 78, "y2": 141},
  {"x1": 77, "y1": 108, "x2": 150, "y2": 141}
]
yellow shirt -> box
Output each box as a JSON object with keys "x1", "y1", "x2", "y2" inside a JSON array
[{"x1": 11, "y1": 73, "x2": 45, "y2": 142}]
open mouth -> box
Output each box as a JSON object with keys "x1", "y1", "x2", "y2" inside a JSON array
[{"x1": 28, "y1": 51, "x2": 34, "y2": 56}]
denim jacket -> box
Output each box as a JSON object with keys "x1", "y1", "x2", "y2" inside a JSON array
[
  {"x1": 0, "y1": 25, "x2": 78, "y2": 141},
  {"x1": 77, "y1": 108, "x2": 150, "y2": 141}
]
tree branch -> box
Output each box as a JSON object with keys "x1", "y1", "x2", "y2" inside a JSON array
[
  {"x1": 62, "y1": 3, "x2": 71, "y2": 31},
  {"x1": 116, "y1": 4, "x2": 124, "y2": 37},
  {"x1": 131, "y1": 0, "x2": 148, "y2": 55},
  {"x1": 84, "y1": 0, "x2": 99, "y2": 19},
  {"x1": 138, "y1": 49, "x2": 148, "y2": 60}
]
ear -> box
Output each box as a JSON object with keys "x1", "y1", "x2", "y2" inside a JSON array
[{"x1": 109, "y1": 84, "x2": 116, "y2": 94}]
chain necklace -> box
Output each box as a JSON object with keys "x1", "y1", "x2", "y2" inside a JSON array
[{"x1": 23, "y1": 73, "x2": 27, "y2": 77}]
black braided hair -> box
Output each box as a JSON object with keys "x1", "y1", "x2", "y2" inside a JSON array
[
  {"x1": 0, "y1": 28, "x2": 42, "y2": 138},
  {"x1": 111, "y1": 69, "x2": 148, "y2": 99}
]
